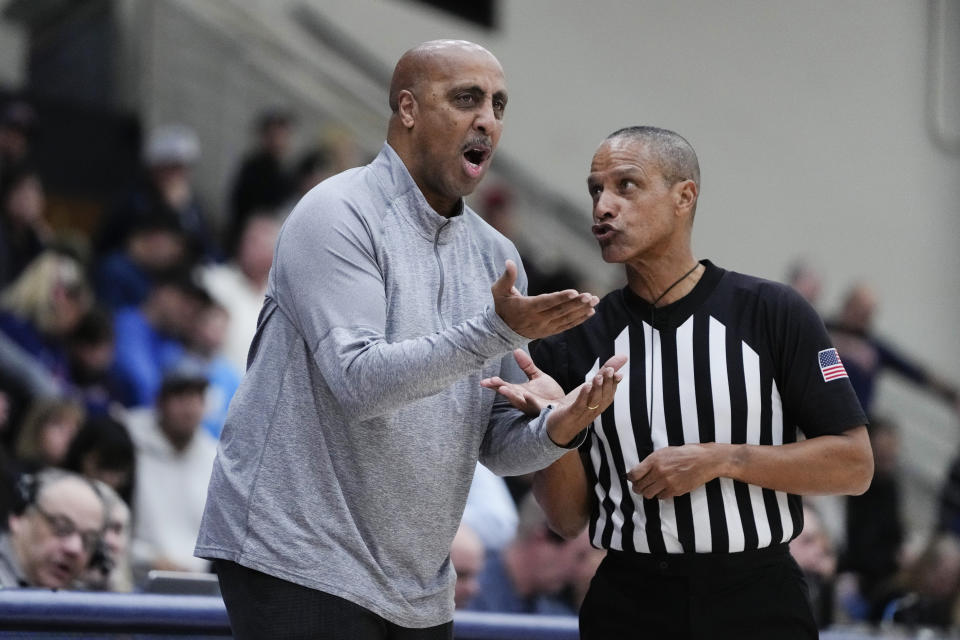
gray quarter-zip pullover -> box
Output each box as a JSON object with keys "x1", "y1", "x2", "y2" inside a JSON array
[{"x1": 195, "y1": 143, "x2": 571, "y2": 627}]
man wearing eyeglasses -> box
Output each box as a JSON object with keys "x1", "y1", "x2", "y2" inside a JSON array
[{"x1": 0, "y1": 469, "x2": 106, "y2": 588}]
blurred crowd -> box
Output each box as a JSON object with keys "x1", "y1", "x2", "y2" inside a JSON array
[
  {"x1": 3, "y1": 91, "x2": 960, "y2": 637},
  {"x1": 0, "y1": 98, "x2": 346, "y2": 593},
  {"x1": 778, "y1": 261, "x2": 960, "y2": 634}
]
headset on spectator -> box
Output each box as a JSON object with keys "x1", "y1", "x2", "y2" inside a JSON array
[{"x1": 11, "y1": 470, "x2": 113, "y2": 576}]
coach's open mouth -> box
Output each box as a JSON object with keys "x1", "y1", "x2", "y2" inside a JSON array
[{"x1": 462, "y1": 145, "x2": 491, "y2": 178}]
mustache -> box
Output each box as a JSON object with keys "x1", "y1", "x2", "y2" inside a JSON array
[{"x1": 462, "y1": 136, "x2": 493, "y2": 151}]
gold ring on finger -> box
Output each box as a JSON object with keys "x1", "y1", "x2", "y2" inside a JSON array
[{"x1": 587, "y1": 404, "x2": 600, "y2": 410}]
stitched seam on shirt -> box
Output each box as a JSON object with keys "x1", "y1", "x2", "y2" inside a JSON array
[
  {"x1": 390, "y1": 194, "x2": 441, "y2": 243},
  {"x1": 238, "y1": 337, "x2": 299, "y2": 557}
]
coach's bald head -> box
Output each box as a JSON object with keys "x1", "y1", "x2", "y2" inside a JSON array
[
  {"x1": 388, "y1": 40, "x2": 500, "y2": 113},
  {"x1": 386, "y1": 40, "x2": 507, "y2": 216}
]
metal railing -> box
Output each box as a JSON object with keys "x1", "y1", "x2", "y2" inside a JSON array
[
  {"x1": 0, "y1": 590, "x2": 229, "y2": 636},
  {"x1": 0, "y1": 589, "x2": 938, "y2": 639},
  {"x1": 0, "y1": 590, "x2": 583, "y2": 638}
]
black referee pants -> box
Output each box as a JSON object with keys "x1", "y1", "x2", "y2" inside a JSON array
[
  {"x1": 214, "y1": 560, "x2": 453, "y2": 640},
  {"x1": 579, "y1": 544, "x2": 818, "y2": 640}
]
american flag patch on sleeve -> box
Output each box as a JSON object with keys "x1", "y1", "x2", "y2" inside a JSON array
[{"x1": 818, "y1": 348, "x2": 848, "y2": 382}]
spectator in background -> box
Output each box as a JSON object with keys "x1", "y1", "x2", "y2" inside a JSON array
[
  {"x1": 77, "y1": 481, "x2": 132, "y2": 592},
  {"x1": 94, "y1": 123, "x2": 217, "y2": 264},
  {"x1": 3, "y1": 350, "x2": 53, "y2": 418},
  {"x1": 462, "y1": 463, "x2": 518, "y2": 552},
  {"x1": 289, "y1": 145, "x2": 335, "y2": 205},
  {"x1": 13, "y1": 397, "x2": 85, "y2": 472},
  {"x1": 66, "y1": 308, "x2": 124, "y2": 416},
  {"x1": 476, "y1": 183, "x2": 580, "y2": 297},
  {"x1": 566, "y1": 546, "x2": 605, "y2": 612},
  {"x1": 111, "y1": 272, "x2": 209, "y2": 408},
  {"x1": 127, "y1": 366, "x2": 217, "y2": 580},
  {"x1": 0, "y1": 468, "x2": 105, "y2": 589},
  {"x1": 933, "y1": 439, "x2": 960, "y2": 545},
  {"x1": 93, "y1": 215, "x2": 189, "y2": 311},
  {"x1": 200, "y1": 213, "x2": 278, "y2": 373},
  {"x1": 181, "y1": 298, "x2": 240, "y2": 439},
  {"x1": 827, "y1": 282, "x2": 959, "y2": 415},
  {"x1": 0, "y1": 251, "x2": 93, "y2": 391},
  {"x1": 467, "y1": 494, "x2": 589, "y2": 615},
  {"x1": 786, "y1": 259, "x2": 824, "y2": 311},
  {"x1": 0, "y1": 165, "x2": 51, "y2": 288},
  {"x1": 450, "y1": 523, "x2": 485, "y2": 609},
  {"x1": 791, "y1": 504, "x2": 839, "y2": 629},
  {"x1": 845, "y1": 417, "x2": 905, "y2": 614},
  {"x1": 226, "y1": 109, "x2": 295, "y2": 255},
  {"x1": 0, "y1": 340, "x2": 60, "y2": 453},
  {"x1": 873, "y1": 533, "x2": 960, "y2": 630},
  {"x1": 316, "y1": 123, "x2": 363, "y2": 174},
  {"x1": 0, "y1": 101, "x2": 37, "y2": 182},
  {"x1": 0, "y1": 387, "x2": 13, "y2": 520},
  {"x1": 0, "y1": 388, "x2": 9, "y2": 440},
  {"x1": 63, "y1": 415, "x2": 135, "y2": 507}
]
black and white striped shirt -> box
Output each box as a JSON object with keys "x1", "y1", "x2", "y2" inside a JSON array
[{"x1": 533, "y1": 261, "x2": 866, "y2": 555}]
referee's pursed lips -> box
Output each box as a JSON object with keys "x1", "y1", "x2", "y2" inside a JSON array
[{"x1": 592, "y1": 223, "x2": 616, "y2": 242}]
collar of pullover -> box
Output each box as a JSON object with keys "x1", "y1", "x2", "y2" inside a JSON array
[{"x1": 373, "y1": 142, "x2": 465, "y2": 244}]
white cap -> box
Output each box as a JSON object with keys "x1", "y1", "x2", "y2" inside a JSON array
[{"x1": 144, "y1": 123, "x2": 200, "y2": 167}]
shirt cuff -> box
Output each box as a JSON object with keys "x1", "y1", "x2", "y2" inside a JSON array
[
  {"x1": 541, "y1": 404, "x2": 588, "y2": 450},
  {"x1": 483, "y1": 305, "x2": 529, "y2": 350}
]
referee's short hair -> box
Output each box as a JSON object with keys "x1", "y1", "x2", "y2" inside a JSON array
[{"x1": 606, "y1": 126, "x2": 701, "y2": 193}]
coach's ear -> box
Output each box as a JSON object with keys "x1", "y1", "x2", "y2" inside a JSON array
[{"x1": 397, "y1": 90, "x2": 418, "y2": 129}]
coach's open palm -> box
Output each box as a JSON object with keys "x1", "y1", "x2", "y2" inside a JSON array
[
  {"x1": 483, "y1": 349, "x2": 627, "y2": 446},
  {"x1": 481, "y1": 349, "x2": 565, "y2": 415},
  {"x1": 491, "y1": 260, "x2": 599, "y2": 339}
]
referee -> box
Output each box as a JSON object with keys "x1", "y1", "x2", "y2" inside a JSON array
[{"x1": 483, "y1": 126, "x2": 873, "y2": 639}]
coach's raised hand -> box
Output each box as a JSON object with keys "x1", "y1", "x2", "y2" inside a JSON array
[{"x1": 492, "y1": 260, "x2": 599, "y2": 339}]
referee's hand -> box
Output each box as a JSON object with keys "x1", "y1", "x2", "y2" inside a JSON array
[
  {"x1": 625, "y1": 444, "x2": 719, "y2": 499},
  {"x1": 544, "y1": 355, "x2": 627, "y2": 445}
]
